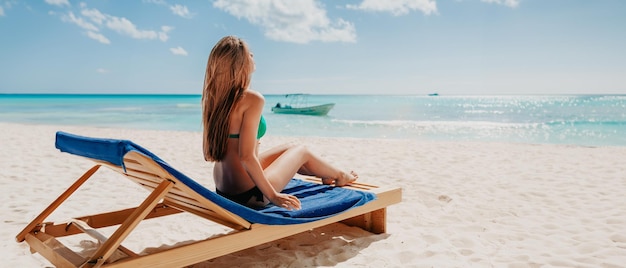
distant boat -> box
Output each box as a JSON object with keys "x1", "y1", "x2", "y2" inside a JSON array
[{"x1": 271, "y1": 94, "x2": 335, "y2": 116}]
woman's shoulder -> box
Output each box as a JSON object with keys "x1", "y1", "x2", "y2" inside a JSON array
[{"x1": 241, "y1": 89, "x2": 265, "y2": 105}]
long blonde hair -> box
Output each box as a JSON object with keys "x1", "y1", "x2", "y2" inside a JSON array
[{"x1": 202, "y1": 36, "x2": 254, "y2": 161}]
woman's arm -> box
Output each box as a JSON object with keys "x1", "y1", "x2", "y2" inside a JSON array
[{"x1": 238, "y1": 92, "x2": 300, "y2": 210}]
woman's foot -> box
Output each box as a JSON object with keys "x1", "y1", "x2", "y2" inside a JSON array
[{"x1": 322, "y1": 171, "x2": 358, "y2": 186}]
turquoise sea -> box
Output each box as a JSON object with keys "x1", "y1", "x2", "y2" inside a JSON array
[{"x1": 1, "y1": 94, "x2": 625, "y2": 147}]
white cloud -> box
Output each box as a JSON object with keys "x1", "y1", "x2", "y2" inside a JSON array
[
  {"x1": 96, "y1": 68, "x2": 110, "y2": 73},
  {"x1": 481, "y1": 0, "x2": 520, "y2": 8},
  {"x1": 86, "y1": 31, "x2": 110, "y2": 44},
  {"x1": 170, "y1": 4, "x2": 192, "y2": 18},
  {"x1": 102, "y1": 13, "x2": 171, "y2": 42},
  {"x1": 144, "y1": 0, "x2": 195, "y2": 18},
  {"x1": 62, "y1": 11, "x2": 98, "y2": 31},
  {"x1": 214, "y1": 0, "x2": 356, "y2": 44},
  {"x1": 59, "y1": 5, "x2": 173, "y2": 43},
  {"x1": 106, "y1": 16, "x2": 159, "y2": 40},
  {"x1": 159, "y1": 26, "x2": 173, "y2": 41},
  {"x1": 61, "y1": 10, "x2": 111, "y2": 44},
  {"x1": 170, "y1": 46, "x2": 188, "y2": 56},
  {"x1": 45, "y1": 0, "x2": 70, "y2": 7},
  {"x1": 0, "y1": 6, "x2": 4, "y2": 17},
  {"x1": 346, "y1": 0, "x2": 437, "y2": 16},
  {"x1": 81, "y1": 8, "x2": 107, "y2": 25}
]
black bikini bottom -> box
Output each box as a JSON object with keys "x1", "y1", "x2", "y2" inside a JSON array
[{"x1": 216, "y1": 186, "x2": 264, "y2": 206}]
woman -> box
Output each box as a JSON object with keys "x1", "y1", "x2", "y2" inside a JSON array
[{"x1": 201, "y1": 36, "x2": 358, "y2": 210}]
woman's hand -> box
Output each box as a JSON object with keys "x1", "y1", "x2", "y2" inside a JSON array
[{"x1": 269, "y1": 193, "x2": 301, "y2": 210}]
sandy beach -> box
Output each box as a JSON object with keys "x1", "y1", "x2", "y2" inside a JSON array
[{"x1": 2, "y1": 122, "x2": 626, "y2": 267}]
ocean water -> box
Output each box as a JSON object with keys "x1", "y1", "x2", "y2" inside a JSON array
[{"x1": 1, "y1": 94, "x2": 625, "y2": 147}]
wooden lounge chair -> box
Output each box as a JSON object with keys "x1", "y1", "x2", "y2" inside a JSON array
[{"x1": 16, "y1": 131, "x2": 402, "y2": 268}]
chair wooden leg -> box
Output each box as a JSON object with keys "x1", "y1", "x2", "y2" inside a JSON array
[
  {"x1": 25, "y1": 232, "x2": 85, "y2": 268},
  {"x1": 69, "y1": 219, "x2": 138, "y2": 258},
  {"x1": 82, "y1": 179, "x2": 175, "y2": 267},
  {"x1": 341, "y1": 208, "x2": 387, "y2": 234},
  {"x1": 16, "y1": 165, "x2": 102, "y2": 242}
]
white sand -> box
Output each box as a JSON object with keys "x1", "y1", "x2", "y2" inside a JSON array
[{"x1": 2, "y1": 122, "x2": 626, "y2": 267}]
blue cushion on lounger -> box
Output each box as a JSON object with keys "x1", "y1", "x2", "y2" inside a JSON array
[{"x1": 55, "y1": 131, "x2": 376, "y2": 225}]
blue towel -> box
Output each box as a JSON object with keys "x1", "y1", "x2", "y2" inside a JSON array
[{"x1": 55, "y1": 131, "x2": 376, "y2": 225}]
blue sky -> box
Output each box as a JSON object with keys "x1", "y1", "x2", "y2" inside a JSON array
[{"x1": 0, "y1": 0, "x2": 624, "y2": 95}]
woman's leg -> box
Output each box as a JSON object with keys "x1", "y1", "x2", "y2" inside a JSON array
[
  {"x1": 262, "y1": 144, "x2": 357, "y2": 191},
  {"x1": 259, "y1": 143, "x2": 315, "y2": 176},
  {"x1": 258, "y1": 143, "x2": 292, "y2": 168}
]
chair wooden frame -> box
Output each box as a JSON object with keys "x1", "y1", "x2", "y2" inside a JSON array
[{"x1": 16, "y1": 151, "x2": 402, "y2": 268}]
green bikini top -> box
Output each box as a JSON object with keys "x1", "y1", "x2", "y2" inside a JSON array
[{"x1": 228, "y1": 115, "x2": 266, "y2": 139}]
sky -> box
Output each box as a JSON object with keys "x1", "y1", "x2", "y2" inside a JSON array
[{"x1": 0, "y1": 0, "x2": 625, "y2": 95}]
